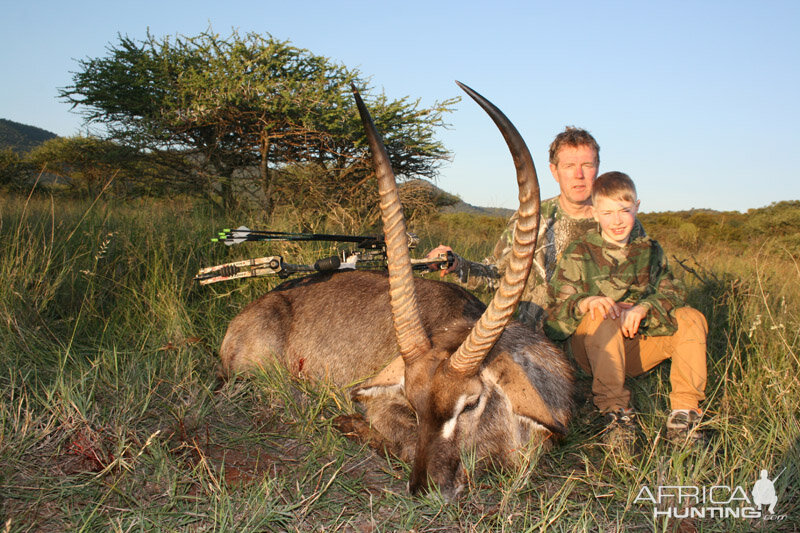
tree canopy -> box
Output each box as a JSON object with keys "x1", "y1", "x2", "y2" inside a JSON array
[{"x1": 60, "y1": 30, "x2": 457, "y2": 215}]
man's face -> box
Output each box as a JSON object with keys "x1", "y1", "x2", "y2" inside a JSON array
[
  {"x1": 549, "y1": 145, "x2": 599, "y2": 205},
  {"x1": 592, "y1": 195, "x2": 640, "y2": 246}
]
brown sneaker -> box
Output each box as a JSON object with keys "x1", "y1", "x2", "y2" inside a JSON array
[
  {"x1": 666, "y1": 408, "x2": 703, "y2": 442},
  {"x1": 601, "y1": 407, "x2": 637, "y2": 450}
]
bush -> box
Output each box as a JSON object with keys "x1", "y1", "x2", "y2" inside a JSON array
[
  {"x1": 0, "y1": 147, "x2": 32, "y2": 191},
  {"x1": 677, "y1": 221, "x2": 699, "y2": 249}
]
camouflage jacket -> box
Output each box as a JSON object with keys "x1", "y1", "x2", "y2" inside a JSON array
[
  {"x1": 543, "y1": 228, "x2": 685, "y2": 341},
  {"x1": 456, "y1": 196, "x2": 645, "y2": 329}
]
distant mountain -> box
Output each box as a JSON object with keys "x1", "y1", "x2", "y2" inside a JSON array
[{"x1": 0, "y1": 119, "x2": 58, "y2": 153}]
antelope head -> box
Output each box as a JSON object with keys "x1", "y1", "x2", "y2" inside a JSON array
[{"x1": 353, "y1": 82, "x2": 552, "y2": 499}]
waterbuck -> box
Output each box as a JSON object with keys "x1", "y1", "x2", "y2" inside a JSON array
[{"x1": 219, "y1": 82, "x2": 573, "y2": 499}]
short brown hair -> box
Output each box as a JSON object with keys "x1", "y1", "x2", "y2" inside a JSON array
[
  {"x1": 549, "y1": 126, "x2": 600, "y2": 165},
  {"x1": 592, "y1": 171, "x2": 637, "y2": 203}
]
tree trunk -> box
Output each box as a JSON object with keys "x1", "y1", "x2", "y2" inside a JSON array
[{"x1": 219, "y1": 170, "x2": 235, "y2": 211}]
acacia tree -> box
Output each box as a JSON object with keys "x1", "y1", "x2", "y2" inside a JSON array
[{"x1": 60, "y1": 30, "x2": 456, "y2": 213}]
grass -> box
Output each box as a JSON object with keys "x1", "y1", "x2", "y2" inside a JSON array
[{"x1": 0, "y1": 192, "x2": 798, "y2": 531}]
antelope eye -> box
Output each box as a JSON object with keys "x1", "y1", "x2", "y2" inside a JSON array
[{"x1": 461, "y1": 397, "x2": 480, "y2": 413}]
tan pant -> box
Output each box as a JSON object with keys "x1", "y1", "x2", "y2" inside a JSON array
[{"x1": 570, "y1": 307, "x2": 708, "y2": 412}]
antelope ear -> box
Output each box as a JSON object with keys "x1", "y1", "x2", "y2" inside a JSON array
[
  {"x1": 351, "y1": 356, "x2": 405, "y2": 400},
  {"x1": 488, "y1": 352, "x2": 568, "y2": 435}
]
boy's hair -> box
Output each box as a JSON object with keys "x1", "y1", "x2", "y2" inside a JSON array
[
  {"x1": 592, "y1": 171, "x2": 638, "y2": 203},
  {"x1": 549, "y1": 126, "x2": 600, "y2": 165}
]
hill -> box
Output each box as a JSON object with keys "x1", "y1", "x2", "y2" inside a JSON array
[
  {"x1": 638, "y1": 200, "x2": 800, "y2": 253},
  {"x1": 0, "y1": 119, "x2": 58, "y2": 153}
]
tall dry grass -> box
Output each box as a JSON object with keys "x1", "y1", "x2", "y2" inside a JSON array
[{"x1": 0, "y1": 193, "x2": 797, "y2": 531}]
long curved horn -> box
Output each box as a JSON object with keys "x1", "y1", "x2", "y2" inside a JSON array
[
  {"x1": 449, "y1": 81, "x2": 541, "y2": 375},
  {"x1": 352, "y1": 85, "x2": 431, "y2": 365}
]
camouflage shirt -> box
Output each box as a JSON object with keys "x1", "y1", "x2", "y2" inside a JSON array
[
  {"x1": 543, "y1": 228, "x2": 685, "y2": 342},
  {"x1": 456, "y1": 196, "x2": 645, "y2": 329}
]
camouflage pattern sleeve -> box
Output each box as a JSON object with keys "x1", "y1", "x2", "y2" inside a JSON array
[
  {"x1": 635, "y1": 241, "x2": 685, "y2": 336},
  {"x1": 490, "y1": 211, "x2": 517, "y2": 278},
  {"x1": 543, "y1": 240, "x2": 590, "y2": 341},
  {"x1": 451, "y1": 253, "x2": 500, "y2": 285},
  {"x1": 493, "y1": 198, "x2": 568, "y2": 328}
]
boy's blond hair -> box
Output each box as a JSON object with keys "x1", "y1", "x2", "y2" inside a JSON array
[{"x1": 592, "y1": 171, "x2": 637, "y2": 203}]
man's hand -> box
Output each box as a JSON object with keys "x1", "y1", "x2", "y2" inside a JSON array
[
  {"x1": 620, "y1": 305, "x2": 648, "y2": 338},
  {"x1": 578, "y1": 296, "x2": 627, "y2": 320},
  {"x1": 425, "y1": 244, "x2": 458, "y2": 276}
]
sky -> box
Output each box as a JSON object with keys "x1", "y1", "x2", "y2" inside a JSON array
[{"x1": 2, "y1": 0, "x2": 799, "y2": 213}]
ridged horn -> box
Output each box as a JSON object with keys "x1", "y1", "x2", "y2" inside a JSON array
[
  {"x1": 352, "y1": 85, "x2": 431, "y2": 365},
  {"x1": 449, "y1": 81, "x2": 541, "y2": 375}
]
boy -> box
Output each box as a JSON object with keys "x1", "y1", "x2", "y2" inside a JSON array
[{"x1": 544, "y1": 171, "x2": 708, "y2": 442}]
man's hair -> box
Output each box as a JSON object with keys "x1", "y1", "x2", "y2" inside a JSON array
[
  {"x1": 549, "y1": 126, "x2": 600, "y2": 165},
  {"x1": 592, "y1": 171, "x2": 637, "y2": 203}
]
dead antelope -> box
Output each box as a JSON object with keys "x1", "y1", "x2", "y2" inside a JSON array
[{"x1": 219, "y1": 81, "x2": 573, "y2": 500}]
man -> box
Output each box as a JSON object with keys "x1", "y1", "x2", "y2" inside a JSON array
[{"x1": 429, "y1": 126, "x2": 645, "y2": 328}]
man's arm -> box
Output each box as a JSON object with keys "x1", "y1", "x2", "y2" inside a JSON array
[
  {"x1": 426, "y1": 200, "x2": 559, "y2": 328},
  {"x1": 453, "y1": 254, "x2": 501, "y2": 283},
  {"x1": 424, "y1": 211, "x2": 521, "y2": 287},
  {"x1": 425, "y1": 244, "x2": 500, "y2": 284}
]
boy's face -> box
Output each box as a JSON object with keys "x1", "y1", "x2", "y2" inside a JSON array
[{"x1": 592, "y1": 195, "x2": 640, "y2": 246}]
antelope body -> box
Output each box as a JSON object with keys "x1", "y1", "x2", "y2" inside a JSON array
[{"x1": 219, "y1": 82, "x2": 573, "y2": 499}]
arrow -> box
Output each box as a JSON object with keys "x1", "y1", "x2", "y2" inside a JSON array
[{"x1": 212, "y1": 226, "x2": 390, "y2": 248}]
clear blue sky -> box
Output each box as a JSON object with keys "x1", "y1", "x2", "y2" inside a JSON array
[{"x1": 2, "y1": 0, "x2": 798, "y2": 213}]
